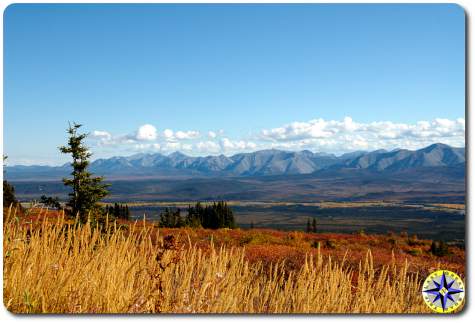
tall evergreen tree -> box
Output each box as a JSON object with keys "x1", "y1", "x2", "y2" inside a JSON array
[
  {"x1": 306, "y1": 218, "x2": 311, "y2": 233},
  {"x1": 159, "y1": 207, "x2": 184, "y2": 227},
  {"x1": 3, "y1": 156, "x2": 19, "y2": 208},
  {"x1": 114, "y1": 203, "x2": 120, "y2": 217},
  {"x1": 125, "y1": 205, "x2": 130, "y2": 220},
  {"x1": 159, "y1": 208, "x2": 171, "y2": 227},
  {"x1": 223, "y1": 201, "x2": 236, "y2": 228},
  {"x1": 60, "y1": 123, "x2": 109, "y2": 222},
  {"x1": 312, "y1": 218, "x2": 317, "y2": 233}
]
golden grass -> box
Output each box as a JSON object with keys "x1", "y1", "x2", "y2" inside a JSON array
[{"x1": 3, "y1": 207, "x2": 437, "y2": 313}]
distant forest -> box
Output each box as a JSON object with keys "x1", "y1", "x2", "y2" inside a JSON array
[
  {"x1": 159, "y1": 201, "x2": 236, "y2": 229},
  {"x1": 105, "y1": 203, "x2": 130, "y2": 220}
]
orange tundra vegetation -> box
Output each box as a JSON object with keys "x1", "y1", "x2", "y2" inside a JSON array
[{"x1": 3, "y1": 207, "x2": 465, "y2": 313}]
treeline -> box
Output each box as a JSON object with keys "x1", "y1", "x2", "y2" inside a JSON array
[
  {"x1": 105, "y1": 203, "x2": 130, "y2": 220},
  {"x1": 306, "y1": 218, "x2": 317, "y2": 233},
  {"x1": 159, "y1": 201, "x2": 236, "y2": 229},
  {"x1": 40, "y1": 195, "x2": 61, "y2": 210}
]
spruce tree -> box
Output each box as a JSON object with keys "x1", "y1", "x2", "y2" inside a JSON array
[
  {"x1": 159, "y1": 208, "x2": 170, "y2": 227},
  {"x1": 223, "y1": 201, "x2": 236, "y2": 228},
  {"x1": 312, "y1": 218, "x2": 317, "y2": 233},
  {"x1": 124, "y1": 205, "x2": 130, "y2": 220},
  {"x1": 3, "y1": 180, "x2": 18, "y2": 208},
  {"x1": 306, "y1": 218, "x2": 311, "y2": 233},
  {"x1": 3, "y1": 155, "x2": 20, "y2": 208},
  {"x1": 114, "y1": 204, "x2": 119, "y2": 218},
  {"x1": 60, "y1": 123, "x2": 109, "y2": 222}
]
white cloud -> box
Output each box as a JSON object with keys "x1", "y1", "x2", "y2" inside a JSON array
[
  {"x1": 163, "y1": 129, "x2": 174, "y2": 140},
  {"x1": 196, "y1": 141, "x2": 221, "y2": 154},
  {"x1": 165, "y1": 142, "x2": 181, "y2": 150},
  {"x1": 134, "y1": 143, "x2": 152, "y2": 150},
  {"x1": 260, "y1": 118, "x2": 334, "y2": 141},
  {"x1": 220, "y1": 138, "x2": 257, "y2": 152},
  {"x1": 175, "y1": 130, "x2": 200, "y2": 140},
  {"x1": 181, "y1": 143, "x2": 193, "y2": 151},
  {"x1": 91, "y1": 130, "x2": 112, "y2": 140},
  {"x1": 260, "y1": 117, "x2": 465, "y2": 153},
  {"x1": 208, "y1": 131, "x2": 217, "y2": 139},
  {"x1": 342, "y1": 116, "x2": 358, "y2": 132},
  {"x1": 220, "y1": 138, "x2": 234, "y2": 150},
  {"x1": 136, "y1": 124, "x2": 157, "y2": 141},
  {"x1": 163, "y1": 129, "x2": 200, "y2": 141}
]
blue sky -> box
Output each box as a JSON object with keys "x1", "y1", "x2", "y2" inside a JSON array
[{"x1": 3, "y1": 4, "x2": 465, "y2": 165}]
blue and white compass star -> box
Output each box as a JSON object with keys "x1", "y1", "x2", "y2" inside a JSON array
[{"x1": 423, "y1": 272, "x2": 463, "y2": 311}]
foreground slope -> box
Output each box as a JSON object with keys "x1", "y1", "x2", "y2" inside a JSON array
[{"x1": 3, "y1": 208, "x2": 465, "y2": 313}]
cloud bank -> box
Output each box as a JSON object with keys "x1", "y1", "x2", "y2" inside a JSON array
[{"x1": 88, "y1": 117, "x2": 465, "y2": 157}]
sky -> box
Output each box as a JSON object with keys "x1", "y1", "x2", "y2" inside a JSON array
[{"x1": 3, "y1": 3, "x2": 465, "y2": 165}]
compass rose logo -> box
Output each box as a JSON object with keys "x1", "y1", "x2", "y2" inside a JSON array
[{"x1": 422, "y1": 270, "x2": 465, "y2": 313}]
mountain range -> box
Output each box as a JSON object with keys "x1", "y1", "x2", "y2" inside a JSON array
[{"x1": 5, "y1": 143, "x2": 465, "y2": 180}]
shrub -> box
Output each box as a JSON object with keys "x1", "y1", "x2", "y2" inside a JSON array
[
  {"x1": 325, "y1": 239, "x2": 338, "y2": 249},
  {"x1": 430, "y1": 240, "x2": 450, "y2": 257},
  {"x1": 311, "y1": 240, "x2": 321, "y2": 249},
  {"x1": 407, "y1": 235, "x2": 424, "y2": 247},
  {"x1": 407, "y1": 248, "x2": 423, "y2": 256},
  {"x1": 387, "y1": 238, "x2": 398, "y2": 246},
  {"x1": 240, "y1": 232, "x2": 279, "y2": 246},
  {"x1": 284, "y1": 231, "x2": 306, "y2": 247}
]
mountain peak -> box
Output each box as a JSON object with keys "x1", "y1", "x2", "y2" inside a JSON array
[
  {"x1": 422, "y1": 143, "x2": 451, "y2": 151},
  {"x1": 168, "y1": 151, "x2": 188, "y2": 159}
]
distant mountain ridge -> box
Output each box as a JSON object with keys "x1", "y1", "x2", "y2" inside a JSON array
[{"x1": 5, "y1": 143, "x2": 465, "y2": 180}]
